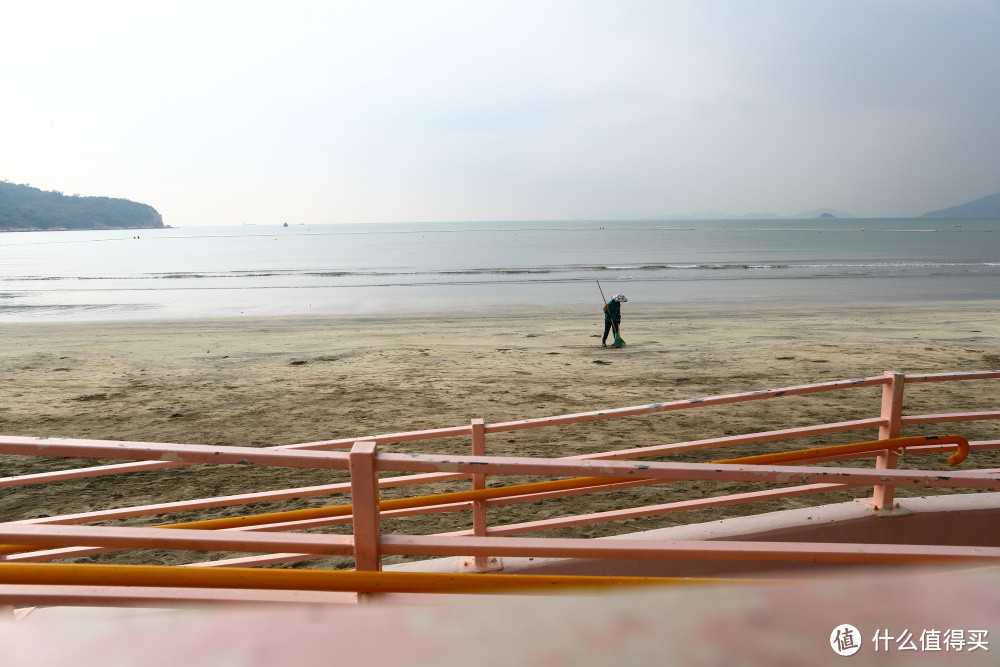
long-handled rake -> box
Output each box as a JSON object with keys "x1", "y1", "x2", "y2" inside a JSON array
[{"x1": 596, "y1": 280, "x2": 625, "y2": 348}]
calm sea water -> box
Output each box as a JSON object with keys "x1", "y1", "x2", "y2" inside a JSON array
[{"x1": 1, "y1": 218, "x2": 998, "y2": 321}]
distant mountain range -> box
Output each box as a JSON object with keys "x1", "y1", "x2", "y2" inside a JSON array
[
  {"x1": 0, "y1": 181, "x2": 164, "y2": 231},
  {"x1": 656, "y1": 192, "x2": 1000, "y2": 221},
  {"x1": 921, "y1": 192, "x2": 1000, "y2": 218},
  {"x1": 656, "y1": 208, "x2": 857, "y2": 220}
]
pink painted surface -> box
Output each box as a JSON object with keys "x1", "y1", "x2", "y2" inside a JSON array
[
  {"x1": 348, "y1": 441, "x2": 382, "y2": 572},
  {"x1": 10, "y1": 515, "x2": 996, "y2": 566},
  {"x1": 469, "y1": 418, "x2": 490, "y2": 570},
  {"x1": 7, "y1": 470, "x2": 467, "y2": 527},
  {"x1": 902, "y1": 410, "x2": 1000, "y2": 424},
  {"x1": 367, "y1": 453, "x2": 1000, "y2": 489},
  {"x1": 471, "y1": 483, "x2": 860, "y2": 536},
  {"x1": 873, "y1": 371, "x2": 905, "y2": 509},
  {"x1": 1, "y1": 568, "x2": 997, "y2": 666},
  {"x1": 486, "y1": 376, "x2": 890, "y2": 434},
  {"x1": 376, "y1": 534, "x2": 1000, "y2": 563},
  {"x1": 0, "y1": 584, "x2": 357, "y2": 607},
  {"x1": 578, "y1": 417, "x2": 886, "y2": 460},
  {"x1": 0, "y1": 524, "x2": 356, "y2": 555},
  {"x1": 493, "y1": 493, "x2": 1000, "y2": 578},
  {"x1": 0, "y1": 436, "x2": 353, "y2": 469},
  {"x1": 906, "y1": 369, "x2": 1000, "y2": 382},
  {"x1": 0, "y1": 425, "x2": 474, "y2": 488}
]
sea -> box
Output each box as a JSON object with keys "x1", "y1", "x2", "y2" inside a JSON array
[{"x1": 1, "y1": 218, "x2": 998, "y2": 322}]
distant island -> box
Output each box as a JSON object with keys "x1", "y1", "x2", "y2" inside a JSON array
[
  {"x1": 0, "y1": 181, "x2": 164, "y2": 232},
  {"x1": 922, "y1": 192, "x2": 1000, "y2": 218},
  {"x1": 655, "y1": 208, "x2": 856, "y2": 221}
]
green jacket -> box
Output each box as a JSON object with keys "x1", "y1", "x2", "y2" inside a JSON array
[{"x1": 604, "y1": 299, "x2": 621, "y2": 324}]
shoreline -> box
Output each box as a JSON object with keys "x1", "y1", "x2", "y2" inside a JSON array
[
  {"x1": 3, "y1": 296, "x2": 1000, "y2": 324},
  {"x1": 5, "y1": 278, "x2": 1000, "y2": 324},
  {"x1": 0, "y1": 225, "x2": 168, "y2": 233}
]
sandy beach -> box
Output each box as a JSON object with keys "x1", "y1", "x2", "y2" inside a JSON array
[{"x1": 1, "y1": 302, "x2": 998, "y2": 566}]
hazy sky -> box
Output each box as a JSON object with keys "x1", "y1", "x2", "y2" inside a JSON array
[{"x1": 2, "y1": 1, "x2": 998, "y2": 225}]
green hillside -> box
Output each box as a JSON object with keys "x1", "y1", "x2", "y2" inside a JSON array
[{"x1": 0, "y1": 181, "x2": 164, "y2": 231}]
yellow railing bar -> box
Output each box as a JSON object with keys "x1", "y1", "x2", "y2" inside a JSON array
[
  {"x1": 0, "y1": 476, "x2": 623, "y2": 555},
  {"x1": 721, "y1": 435, "x2": 970, "y2": 467},
  {"x1": 0, "y1": 435, "x2": 969, "y2": 556},
  {"x1": 0, "y1": 562, "x2": 782, "y2": 595}
]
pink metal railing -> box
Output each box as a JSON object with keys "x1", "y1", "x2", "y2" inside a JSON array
[
  {"x1": 3, "y1": 370, "x2": 996, "y2": 526},
  {"x1": 0, "y1": 446, "x2": 998, "y2": 562},
  {"x1": 2, "y1": 371, "x2": 998, "y2": 529},
  {"x1": 0, "y1": 369, "x2": 997, "y2": 606}
]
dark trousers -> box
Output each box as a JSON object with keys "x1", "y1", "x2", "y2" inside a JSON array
[{"x1": 603, "y1": 320, "x2": 620, "y2": 343}]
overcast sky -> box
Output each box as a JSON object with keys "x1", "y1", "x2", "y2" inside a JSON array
[{"x1": 2, "y1": 1, "x2": 998, "y2": 225}]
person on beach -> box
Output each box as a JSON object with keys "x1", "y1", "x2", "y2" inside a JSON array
[{"x1": 602, "y1": 294, "x2": 627, "y2": 347}]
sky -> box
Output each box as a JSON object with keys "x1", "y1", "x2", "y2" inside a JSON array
[{"x1": 2, "y1": 1, "x2": 998, "y2": 225}]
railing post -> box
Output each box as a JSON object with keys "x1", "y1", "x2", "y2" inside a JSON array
[
  {"x1": 462, "y1": 418, "x2": 501, "y2": 572},
  {"x1": 871, "y1": 371, "x2": 905, "y2": 511},
  {"x1": 349, "y1": 441, "x2": 381, "y2": 573}
]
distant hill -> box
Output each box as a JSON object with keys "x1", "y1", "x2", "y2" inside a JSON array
[
  {"x1": 658, "y1": 207, "x2": 855, "y2": 220},
  {"x1": 787, "y1": 208, "x2": 857, "y2": 219},
  {"x1": 0, "y1": 181, "x2": 164, "y2": 231},
  {"x1": 922, "y1": 192, "x2": 1000, "y2": 218}
]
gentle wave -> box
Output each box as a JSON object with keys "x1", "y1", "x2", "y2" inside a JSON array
[
  {"x1": 3, "y1": 219, "x2": 998, "y2": 321},
  {"x1": 7, "y1": 260, "x2": 1000, "y2": 283}
]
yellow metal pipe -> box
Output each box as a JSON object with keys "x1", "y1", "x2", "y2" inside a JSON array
[
  {"x1": 163, "y1": 434, "x2": 968, "y2": 531},
  {"x1": 0, "y1": 434, "x2": 968, "y2": 556},
  {"x1": 719, "y1": 434, "x2": 970, "y2": 467},
  {"x1": 0, "y1": 562, "x2": 771, "y2": 594},
  {"x1": 0, "y1": 476, "x2": 621, "y2": 555}
]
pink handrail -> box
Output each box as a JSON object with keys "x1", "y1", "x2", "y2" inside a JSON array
[
  {"x1": 0, "y1": 374, "x2": 893, "y2": 490},
  {"x1": 485, "y1": 376, "x2": 890, "y2": 433},
  {"x1": 1, "y1": 370, "x2": 997, "y2": 575},
  {"x1": 2, "y1": 523, "x2": 999, "y2": 565},
  {"x1": 4, "y1": 437, "x2": 997, "y2": 489},
  {"x1": 905, "y1": 370, "x2": 1000, "y2": 383},
  {"x1": 12, "y1": 438, "x2": 998, "y2": 566}
]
